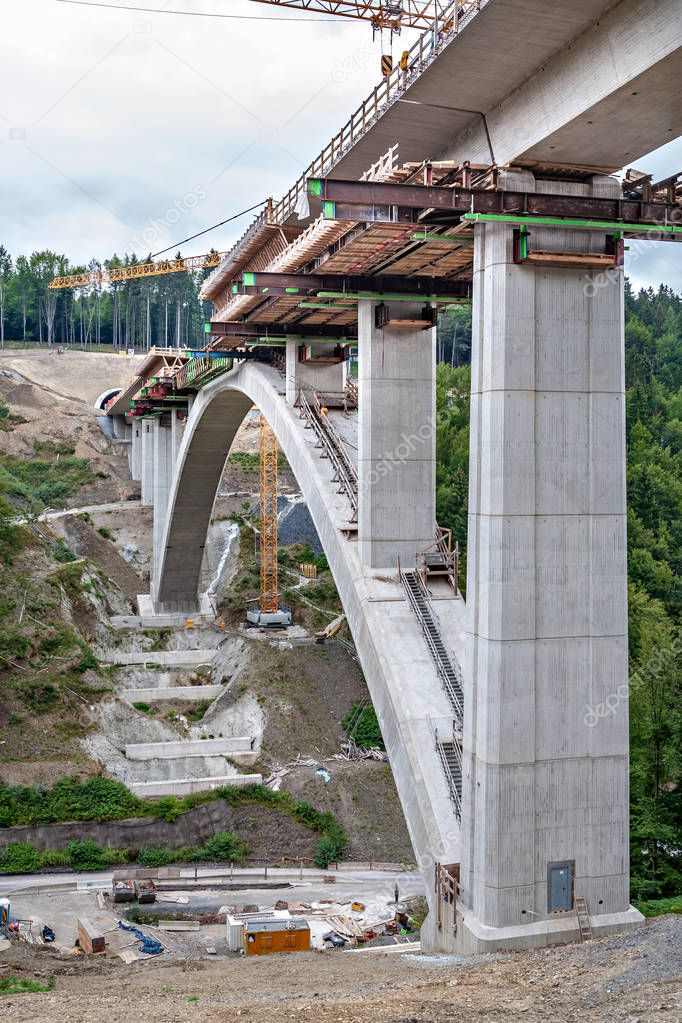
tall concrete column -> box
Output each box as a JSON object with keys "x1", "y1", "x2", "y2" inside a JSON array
[
  {"x1": 459, "y1": 173, "x2": 640, "y2": 951},
  {"x1": 285, "y1": 340, "x2": 347, "y2": 404},
  {"x1": 171, "y1": 408, "x2": 187, "y2": 464},
  {"x1": 152, "y1": 416, "x2": 174, "y2": 592},
  {"x1": 140, "y1": 419, "x2": 155, "y2": 506},
  {"x1": 357, "y1": 299, "x2": 435, "y2": 569},
  {"x1": 130, "y1": 422, "x2": 142, "y2": 481}
]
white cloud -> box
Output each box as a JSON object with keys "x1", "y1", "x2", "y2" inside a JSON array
[{"x1": 0, "y1": 0, "x2": 680, "y2": 293}]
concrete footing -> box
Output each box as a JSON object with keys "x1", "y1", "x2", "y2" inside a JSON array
[
  {"x1": 128, "y1": 774, "x2": 262, "y2": 797},
  {"x1": 136, "y1": 592, "x2": 216, "y2": 627},
  {"x1": 455, "y1": 904, "x2": 644, "y2": 954},
  {"x1": 121, "y1": 685, "x2": 223, "y2": 704},
  {"x1": 125, "y1": 737, "x2": 253, "y2": 760}
]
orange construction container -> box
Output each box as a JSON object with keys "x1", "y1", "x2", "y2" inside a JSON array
[{"x1": 244, "y1": 918, "x2": 310, "y2": 956}]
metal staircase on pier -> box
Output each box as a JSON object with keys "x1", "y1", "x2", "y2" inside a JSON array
[
  {"x1": 400, "y1": 570, "x2": 463, "y2": 717},
  {"x1": 435, "y1": 731, "x2": 463, "y2": 818},
  {"x1": 400, "y1": 567, "x2": 464, "y2": 818},
  {"x1": 296, "y1": 387, "x2": 358, "y2": 521}
]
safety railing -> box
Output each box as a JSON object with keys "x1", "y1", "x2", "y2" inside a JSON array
[
  {"x1": 428, "y1": 718, "x2": 463, "y2": 821},
  {"x1": 271, "y1": 0, "x2": 487, "y2": 225},
  {"x1": 296, "y1": 387, "x2": 358, "y2": 520},
  {"x1": 400, "y1": 566, "x2": 464, "y2": 719}
]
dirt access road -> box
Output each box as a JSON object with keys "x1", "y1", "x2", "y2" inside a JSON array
[{"x1": 3, "y1": 916, "x2": 680, "y2": 1022}]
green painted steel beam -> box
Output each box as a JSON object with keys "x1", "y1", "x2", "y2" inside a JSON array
[
  {"x1": 298, "y1": 301, "x2": 356, "y2": 310},
  {"x1": 318, "y1": 291, "x2": 471, "y2": 304},
  {"x1": 411, "y1": 232, "x2": 475, "y2": 244},
  {"x1": 464, "y1": 212, "x2": 682, "y2": 235}
]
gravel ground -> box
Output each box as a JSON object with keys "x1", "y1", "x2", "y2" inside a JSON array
[{"x1": 1, "y1": 914, "x2": 679, "y2": 1022}]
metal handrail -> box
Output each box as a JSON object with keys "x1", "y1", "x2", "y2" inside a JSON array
[
  {"x1": 271, "y1": 0, "x2": 487, "y2": 226},
  {"x1": 428, "y1": 717, "x2": 462, "y2": 819},
  {"x1": 400, "y1": 568, "x2": 463, "y2": 720},
  {"x1": 296, "y1": 388, "x2": 358, "y2": 519}
]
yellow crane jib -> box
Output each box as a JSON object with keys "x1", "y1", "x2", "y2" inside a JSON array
[{"x1": 49, "y1": 251, "x2": 224, "y2": 290}]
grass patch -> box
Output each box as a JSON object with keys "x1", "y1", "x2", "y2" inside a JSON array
[
  {"x1": 342, "y1": 702, "x2": 385, "y2": 750},
  {"x1": 0, "y1": 450, "x2": 95, "y2": 513},
  {"x1": 0, "y1": 976, "x2": 55, "y2": 996},
  {"x1": 634, "y1": 895, "x2": 682, "y2": 917}
]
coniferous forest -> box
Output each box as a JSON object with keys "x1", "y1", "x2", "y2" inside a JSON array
[
  {"x1": 0, "y1": 241, "x2": 679, "y2": 902},
  {"x1": 0, "y1": 245, "x2": 213, "y2": 349}
]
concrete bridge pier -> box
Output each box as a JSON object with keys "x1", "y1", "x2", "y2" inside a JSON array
[
  {"x1": 284, "y1": 339, "x2": 346, "y2": 404},
  {"x1": 458, "y1": 172, "x2": 643, "y2": 953},
  {"x1": 357, "y1": 299, "x2": 436, "y2": 569},
  {"x1": 130, "y1": 421, "x2": 142, "y2": 481},
  {"x1": 151, "y1": 416, "x2": 174, "y2": 589},
  {"x1": 140, "y1": 419, "x2": 155, "y2": 506}
]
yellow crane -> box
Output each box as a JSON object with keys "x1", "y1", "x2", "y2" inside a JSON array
[
  {"x1": 246, "y1": 1, "x2": 451, "y2": 31},
  {"x1": 49, "y1": 251, "x2": 224, "y2": 290}
]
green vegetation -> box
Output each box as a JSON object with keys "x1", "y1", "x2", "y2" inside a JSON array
[
  {"x1": 97, "y1": 526, "x2": 114, "y2": 540},
  {"x1": 436, "y1": 286, "x2": 682, "y2": 901},
  {"x1": 633, "y1": 895, "x2": 682, "y2": 917},
  {"x1": 132, "y1": 701, "x2": 156, "y2": 716},
  {"x1": 0, "y1": 448, "x2": 95, "y2": 513},
  {"x1": 0, "y1": 976, "x2": 55, "y2": 996},
  {"x1": 0, "y1": 777, "x2": 348, "y2": 868},
  {"x1": 342, "y1": 701, "x2": 385, "y2": 750},
  {"x1": 0, "y1": 831, "x2": 246, "y2": 875}
]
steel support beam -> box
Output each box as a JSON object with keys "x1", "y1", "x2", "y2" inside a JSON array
[
  {"x1": 308, "y1": 177, "x2": 682, "y2": 228},
  {"x1": 233, "y1": 272, "x2": 472, "y2": 297},
  {"x1": 210, "y1": 321, "x2": 358, "y2": 340}
]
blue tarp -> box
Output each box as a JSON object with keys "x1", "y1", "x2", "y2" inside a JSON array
[{"x1": 118, "y1": 920, "x2": 165, "y2": 956}]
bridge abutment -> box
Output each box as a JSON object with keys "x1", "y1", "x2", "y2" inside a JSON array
[
  {"x1": 459, "y1": 172, "x2": 642, "y2": 952},
  {"x1": 357, "y1": 299, "x2": 436, "y2": 570}
]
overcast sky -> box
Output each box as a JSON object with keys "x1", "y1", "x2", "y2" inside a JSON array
[{"x1": 1, "y1": 0, "x2": 681, "y2": 293}]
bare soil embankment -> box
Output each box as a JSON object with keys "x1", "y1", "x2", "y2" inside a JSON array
[{"x1": 2, "y1": 914, "x2": 680, "y2": 1023}]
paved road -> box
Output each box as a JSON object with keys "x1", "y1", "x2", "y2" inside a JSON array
[{"x1": 1, "y1": 866, "x2": 424, "y2": 906}]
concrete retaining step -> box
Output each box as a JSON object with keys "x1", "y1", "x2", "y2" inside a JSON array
[
  {"x1": 103, "y1": 650, "x2": 216, "y2": 667},
  {"x1": 125, "y1": 737, "x2": 253, "y2": 760},
  {"x1": 128, "y1": 774, "x2": 262, "y2": 797},
  {"x1": 121, "y1": 685, "x2": 223, "y2": 703}
]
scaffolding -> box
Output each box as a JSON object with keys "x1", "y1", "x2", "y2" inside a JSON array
[
  {"x1": 259, "y1": 414, "x2": 280, "y2": 614},
  {"x1": 247, "y1": 415, "x2": 292, "y2": 628}
]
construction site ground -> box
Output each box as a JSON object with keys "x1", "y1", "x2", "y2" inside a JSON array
[{"x1": 0, "y1": 913, "x2": 678, "y2": 1022}]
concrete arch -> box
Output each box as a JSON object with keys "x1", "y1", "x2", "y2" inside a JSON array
[
  {"x1": 155, "y1": 359, "x2": 461, "y2": 950},
  {"x1": 94, "y1": 387, "x2": 122, "y2": 411}
]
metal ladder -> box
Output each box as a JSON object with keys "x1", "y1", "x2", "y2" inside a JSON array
[
  {"x1": 574, "y1": 896, "x2": 593, "y2": 941},
  {"x1": 400, "y1": 570, "x2": 463, "y2": 718}
]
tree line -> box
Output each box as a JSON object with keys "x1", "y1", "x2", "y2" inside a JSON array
[{"x1": 0, "y1": 246, "x2": 215, "y2": 349}]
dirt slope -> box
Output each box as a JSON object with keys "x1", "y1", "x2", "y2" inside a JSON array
[{"x1": 2, "y1": 914, "x2": 680, "y2": 1022}]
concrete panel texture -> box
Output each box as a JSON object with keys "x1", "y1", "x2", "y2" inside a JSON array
[{"x1": 460, "y1": 172, "x2": 640, "y2": 951}]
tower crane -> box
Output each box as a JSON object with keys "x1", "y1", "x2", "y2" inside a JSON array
[{"x1": 246, "y1": 1, "x2": 453, "y2": 31}]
